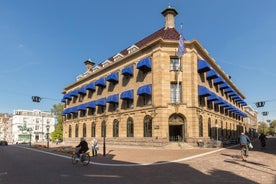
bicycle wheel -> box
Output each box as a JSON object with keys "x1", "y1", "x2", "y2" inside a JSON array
[
  {"x1": 81, "y1": 153, "x2": 90, "y2": 166},
  {"x1": 72, "y1": 154, "x2": 78, "y2": 165}
]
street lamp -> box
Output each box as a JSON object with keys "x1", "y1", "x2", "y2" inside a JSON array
[
  {"x1": 103, "y1": 121, "x2": 106, "y2": 156},
  {"x1": 46, "y1": 125, "x2": 50, "y2": 148}
]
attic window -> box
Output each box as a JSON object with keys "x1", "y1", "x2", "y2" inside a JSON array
[
  {"x1": 127, "y1": 45, "x2": 139, "y2": 54},
  {"x1": 93, "y1": 65, "x2": 101, "y2": 72},
  {"x1": 102, "y1": 60, "x2": 112, "y2": 67},
  {"x1": 113, "y1": 53, "x2": 124, "y2": 61}
]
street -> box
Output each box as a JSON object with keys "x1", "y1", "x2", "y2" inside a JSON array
[{"x1": 0, "y1": 138, "x2": 275, "y2": 184}]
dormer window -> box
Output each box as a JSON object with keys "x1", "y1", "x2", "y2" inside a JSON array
[
  {"x1": 127, "y1": 45, "x2": 139, "y2": 54},
  {"x1": 113, "y1": 53, "x2": 124, "y2": 61},
  {"x1": 102, "y1": 60, "x2": 112, "y2": 67},
  {"x1": 92, "y1": 65, "x2": 101, "y2": 72}
]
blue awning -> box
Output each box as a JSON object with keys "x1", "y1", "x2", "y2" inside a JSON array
[
  {"x1": 213, "y1": 77, "x2": 224, "y2": 85},
  {"x1": 77, "y1": 104, "x2": 86, "y2": 111},
  {"x1": 106, "y1": 72, "x2": 119, "y2": 83},
  {"x1": 62, "y1": 108, "x2": 70, "y2": 115},
  {"x1": 63, "y1": 93, "x2": 72, "y2": 100},
  {"x1": 70, "y1": 90, "x2": 78, "y2": 97},
  {"x1": 219, "y1": 83, "x2": 229, "y2": 89},
  {"x1": 137, "y1": 84, "x2": 152, "y2": 95},
  {"x1": 78, "y1": 87, "x2": 86, "y2": 94},
  {"x1": 214, "y1": 98, "x2": 225, "y2": 105},
  {"x1": 224, "y1": 88, "x2": 234, "y2": 93},
  {"x1": 207, "y1": 93, "x2": 219, "y2": 101},
  {"x1": 198, "y1": 60, "x2": 211, "y2": 73},
  {"x1": 198, "y1": 86, "x2": 211, "y2": 97},
  {"x1": 206, "y1": 69, "x2": 219, "y2": 79},
  {"x1": 85, "y1": 101, "x2": 96, "y2": 109},
  {"x1": 95, "y1": 78, "x2": 106, "y2": 87},
  {"x1": 120, "y1": 89, "x2": 134, "y2": 100},
  {"x1": 122, "y1": 65, "x2": 133, "y2": 76},
  {"x1": 107, "y1": 94, "x2": 119, "y2": 103},
  {"x1": 67, "y1": 106, "x2": 78, "y2": 114},
  {"x1": 137, "y1": 57, "x2": 151, "y2": 71},
  {"x1": 85, "y1": 82, "x2": 96, "y2": 91},
  {"x1": 228, "y1": 92, "x2": 237, "y2": 97},
  {"x1": 96, "y1": 98, "x2": 106, "y2": 106}
]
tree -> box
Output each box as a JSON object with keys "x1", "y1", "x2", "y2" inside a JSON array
[
  {"x1": 268, "y1": 120, "x2": 276, "y2": 136},
  {"x1": 50, "y1": 103, "x2": 64, "y2": 142},
  {"x1": 257, "y1": 122, "x2": 269, "y2": 134}
]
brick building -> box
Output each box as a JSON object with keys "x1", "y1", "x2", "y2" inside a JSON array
[{"x1": 61, "y1": 6, "x2": 256, "y2": 147}]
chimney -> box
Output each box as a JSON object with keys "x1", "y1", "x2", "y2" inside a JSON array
[
  {"x1": 84, "y1": 59, "x2": 95, "y2": 72},
  {"x1": 161, "y1": 5, "x2": 178, "y2": 29}
]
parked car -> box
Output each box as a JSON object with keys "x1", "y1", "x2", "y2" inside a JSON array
[{"x1": 0, "y1": 140, "x2": 8, "y2": 146}]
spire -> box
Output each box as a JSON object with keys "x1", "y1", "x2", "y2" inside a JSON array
[{"x1": 161, "y1": 5, "x2": 178, "y2": 29}]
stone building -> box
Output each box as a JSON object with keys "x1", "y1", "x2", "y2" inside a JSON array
[{"x1": 61, "y1": 6, "x2": 254, "y2": 147}]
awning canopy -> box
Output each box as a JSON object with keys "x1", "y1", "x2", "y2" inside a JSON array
[
  {"x1": 219, "y1": 83, "x2": 229, "y2": 89},
  {"x1": 77, "y1": 104, "x2": 86, "y2": 111},
  {"x1": 120, "y1": 89, "x2": 134, "y2": 100},
  {"x1": 122, "y1": 65, "x2": 133, "y2": 76},
  {"x1": 107, "y1": 94, "x2": 119, "y2": 103},
  {"x1": 213, "y1": 77, "x2": 224, "y2": 85},
  {"x1": 85, "y1": 82, "x2": 96, "y2": 91},
  {"x1": 206, "y1": 69, "x2": 219, "y2": 79},
  {"x1": 137, "y1": 84, "x2": 152, "y2": 95},
  {"x1": 106, "y1": 72, "x2": 119, "y2": 83},
  {"x1": 198, "y1": 85, "x2": 211, "y2": 97},
  {"x1": 78, "y1": 87, "x2": 86, "y2": 94},
  {"x1": 70, "y1": 90, "x2": 78, "y2": 97},
  {"x1": 137, "y1": 57, "x2": 151, "y2": 71},
  {"x1": 96, "y1": 98, "x2": 106, "y2": 106},
  {"x1": 95, "y1": 78, "x2": 106, "y2": 87},
  {"x1": 85, "y1": 101, "x2": 96, "y2": 109},
  {"x1": 198, "y1": 60, "x2": 211, "y2": 73},
  {"x1": 207, "y1": 93, "x2": 219, "y2": 101}
]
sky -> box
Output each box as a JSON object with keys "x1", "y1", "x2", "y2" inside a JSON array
[{"x1": 1, "y1": 0, "x2": 276, "y2": 122}]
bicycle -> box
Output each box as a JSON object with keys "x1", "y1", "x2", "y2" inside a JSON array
[
  {"x1": 240, "y1": 144, "x2": 248, "y2": 161},
  {"x1": 72, "y1": 148, "x2": 90, "y2": 166}
]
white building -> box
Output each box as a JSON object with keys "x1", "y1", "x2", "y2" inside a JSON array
[{"x1": 11, "y1": 109, "x2": 56, "y2": 143}]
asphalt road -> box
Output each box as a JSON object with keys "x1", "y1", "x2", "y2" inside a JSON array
[{"x1": 0, "y1": 138, "x2": 275, "y2": 184}]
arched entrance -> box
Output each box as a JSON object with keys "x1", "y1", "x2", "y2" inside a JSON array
[{"x1": 169, "y1": 114, "x2": 186, "y2": 142}]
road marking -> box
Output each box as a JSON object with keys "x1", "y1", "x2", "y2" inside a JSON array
[{"x1": 17, "y1": 145, "x2": 236, "y2": 167}]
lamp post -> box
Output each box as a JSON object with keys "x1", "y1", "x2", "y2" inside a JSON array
[
  {"x1": 46, "y1": 125, "x2": 50, "y2": 148},
  {"x1": 215, "y1": 123, "x2": 218, "y2": 148},
  {"x1": 103, "y1": 121, "x2": 106, "y2": 156}
]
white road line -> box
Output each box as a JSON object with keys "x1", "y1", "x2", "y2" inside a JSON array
[{"x1": 17, "y1": 145, "x2": 237, "y2": 167}]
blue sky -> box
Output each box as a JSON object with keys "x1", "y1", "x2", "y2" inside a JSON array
[{"x1": 0, "y1": 0, "x2": 276, "y2": 122}]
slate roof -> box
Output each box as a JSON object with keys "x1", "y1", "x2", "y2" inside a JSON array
[{"x1": 100, "y1": 27, "x2": 181, "y2": 65}]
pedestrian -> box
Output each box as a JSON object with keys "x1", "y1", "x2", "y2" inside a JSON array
[
  {"x1": 90, "y1": 137, "x2": 98, "y2": 157},
  {"x1": 239, "y1": 131, "x2": 251, "y2": 157},
  {"x1": 258, "y1": 133, "x2": 267, "y2": 148}
]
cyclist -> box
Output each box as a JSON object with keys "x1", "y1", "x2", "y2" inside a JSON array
[
  {"x1": 239, "y1": 131, "x2": 251, "y2": 157},
  {"x1": 76, "y1": 138, "x2": 89, "y2": 160}
]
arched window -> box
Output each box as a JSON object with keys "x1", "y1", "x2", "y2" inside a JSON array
[
  {"x1": 75, "y1": 124, "x2": 79, "y2": 138},
  {"x1": 101, "y1": 121, "x2": 106, "y2": 137},
  {"x1": 144, "y1": 115, "x2": 152, "y2": 137},
  {"x1": 208, "y1": 118, "x2": 211, "y2": 137},
  {"x1": 127, "y1": 117, "x2": 134, "y2": 137},
  {"x1": 113, "y1": 119, "x2": 119, "y2": 137},
  {"x1": 91, "y1": 122, "x2": 96, "y2": 137},
  {"x1": 83, "y1": 123, "x2": 87, "y2": 138},
  {"x1": 68, "y1": 125, "x2": 72, "y2": 138},
  {"x1": 199, "y1": 116, "x2": 203, "y2": 137}
]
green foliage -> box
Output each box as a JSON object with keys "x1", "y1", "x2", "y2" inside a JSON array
[
  {"x1": 257, "y1": 122, "x2": 269, "y2": 134},
  {"x1": 50, "y1": 103, "x2": 64, "y2": 142}
]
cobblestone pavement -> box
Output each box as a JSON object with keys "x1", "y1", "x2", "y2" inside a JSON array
[{"x1": 43, "y1": 137, "x2": 276, "y2": 184}]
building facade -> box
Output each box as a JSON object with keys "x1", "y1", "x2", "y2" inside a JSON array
[
  {"x1": 11, "y1": 109, "x2": 55, "y2": 144},
  {"x1": 0, "y1": 113, "x2": 11, "y2": 141},
  {"x1": 61, "y1": 6, "x2": 256, "y2": 147}
]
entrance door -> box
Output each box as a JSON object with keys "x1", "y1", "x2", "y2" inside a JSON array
[{"x1": 169, "y1": 114, "x2": 185, "y2": 142}]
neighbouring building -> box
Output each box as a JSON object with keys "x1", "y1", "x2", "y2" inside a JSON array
[
  {"x1": 11, "y1": 109, "x2": 55, "y2": 144},
  {"x1": 61, "y1": 6, "x2": 257, "y2": 147},
  {"x1": 0, "y1": 113, "x2": 12, "y2": 141}
]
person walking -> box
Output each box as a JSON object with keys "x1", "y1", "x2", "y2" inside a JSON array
[
  {"x1": 259, "y1": 133, "x2": 267, "y2": 148},
  {"x1": 239, "y1": 131, "x2": 251, "y2": 157},
  {"x1": 90, "y1": 137, "x2": 98, "y2": 157}
]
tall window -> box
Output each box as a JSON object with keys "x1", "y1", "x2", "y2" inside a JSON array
[
  {"x1": 75, "y1": 124, "x2": 79, "y2": 138},
  {"x1": 101, "y1": 121, "x2": 106, "y2": 137},
  {"x1": 91, "y1": 122, "x2": 96, "y2": 137},
  {"x1": 69, "y1": 125, "x2": 72, "y2": 138},
  {"x1": 143, "y1": 115, "x2": 152, "y2": 137},
  {"x1": 83, "y1": 123, "x2": 87, "y2": 137},
  {"x1": 208, "y1": 118, "x2": 211, "y2": 137},
  {"x1": 127, "y1": 117, "x2": 134, "y2": 137},
  {"x1": 170, "y1": 58, "x2": 180, "y2": 71},
  {"x1": 170, "y1": 83, "x2": 182, "y2": 103},
  {"x1": 113, "y1": 119, "x2": 119, "y2": 137},
  {"x1": 199, "y1": 116, "x2": 203, "y2": 137}
]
